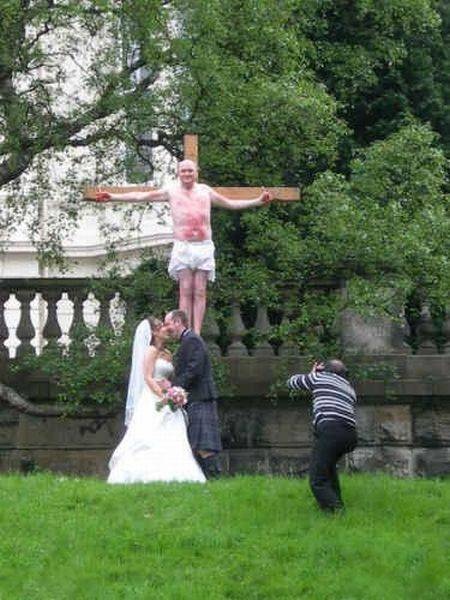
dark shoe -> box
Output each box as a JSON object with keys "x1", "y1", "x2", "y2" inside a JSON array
[
  {"x1": 321, "y1": 503, "x2": 345, "y2": 515},
  {"x1": 198, "y1": 455, "x2": 222, "y2": 479}
]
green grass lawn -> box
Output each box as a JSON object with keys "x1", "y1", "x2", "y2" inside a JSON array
[{"x1": 0, "y1": 473, "x2": 449, "y2": 600}]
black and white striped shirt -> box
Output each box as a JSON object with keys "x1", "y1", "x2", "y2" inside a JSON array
[{"x1": 287, "y1": 370, "x2": 357, "y2": 429}]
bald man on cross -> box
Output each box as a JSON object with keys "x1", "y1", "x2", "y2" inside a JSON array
[{"x1": 92, "y1": 159, "x2": 272, "y2": 334}]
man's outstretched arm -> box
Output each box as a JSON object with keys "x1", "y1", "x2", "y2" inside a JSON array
[
  {"x1": 209, "y1": 187, "x2": 273, "y2": 210},
  {"x1": 86, "y1": 189, "x2": 169, "y2": 203}
]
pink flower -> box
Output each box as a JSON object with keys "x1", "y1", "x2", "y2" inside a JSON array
[{"x1": 156, "y1": 386, "x2": 188, "y2": 412}]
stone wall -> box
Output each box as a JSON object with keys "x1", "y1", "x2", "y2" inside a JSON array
[{"x1": 1, "y1": 355, "x2": 449, "y2": 479}]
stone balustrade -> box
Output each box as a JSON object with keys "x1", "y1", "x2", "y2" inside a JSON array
[
  {"x1": 0, "y1": 277, "x2": 449, "y2": 478},
  {"x1": 0, "y1": 278, "x2": 122, "y2": 359},
  {"x1": 1, "y1": 278, "x2": 449, "y2": 359}
]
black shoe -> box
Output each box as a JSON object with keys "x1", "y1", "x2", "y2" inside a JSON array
[
  {"x1": 198, "y1": 455, "x2": 222, "y2": 479},
  {"x1": 320, "y1": 503, "x2": 345, "y2": 515}
]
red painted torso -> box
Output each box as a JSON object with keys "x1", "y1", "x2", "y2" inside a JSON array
[{"x1": 168, "y1": 183, "x2": 212, "y2": 241}]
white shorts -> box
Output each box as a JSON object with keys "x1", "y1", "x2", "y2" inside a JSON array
[{"x1": 168, "y1": 240, "x2": 216, "y2": 282}]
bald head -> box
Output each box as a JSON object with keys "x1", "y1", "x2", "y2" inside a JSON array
[
  {"x1": 178, "y1": 159, "x2": 198, "y2": 174},
  {"x1": 324, "y1": 359, "x2": 348, "y2": 378}
]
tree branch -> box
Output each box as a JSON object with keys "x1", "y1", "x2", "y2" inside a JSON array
[
  {"x1": 0, "y1": 381, "x2": 116, "y2": 417},
  {"x1": 0, "y1": 57, "x2": 160, "y2": 186},
  {"x1": 0, "y1": 381, "x2": 65, "y2": 416}
]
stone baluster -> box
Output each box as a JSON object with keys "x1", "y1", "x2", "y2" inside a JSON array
[
  {"x1": 278, "y1": 287, "x2": 298, "y2": 357},
  {"x1": 417, "y1": 304, "x2": 438, "y2": 354},
  {"x1": 15, "y1": 290, "x2": 35, "y2": 358},
  {"x1": 123, "y1": 303, "x2": 135, "y2": 329},
  {"x1": 97, "y1": 293, "x2": 114, "y2": 331},
  {"x1": 41, "y1": 289, "x2": 62, "y2": 348},
  {"x1": 202, "y1": 310, "x2": 221, "y2": 357},
  {"x1": 69, "y1": 289, "x2": 88, "y2": 334},
  {"x1": 252, "y1": 304, "x2": 274, "y2": 357},
  {"x1": 278, "y1": 314, "x2": 297, "y2": 357},
  {"x1": 0, "y1": 290, "x2": 9, "y2": 359},
  {"x1": 93, "y1": 292, "x2": 114, "y2": 355},
  {"x1": 67, "y1": 289, "x2": 90, "y2": 355},
  {"x1": 227, "y1": 302, "x2": 249, "y2": 356}
]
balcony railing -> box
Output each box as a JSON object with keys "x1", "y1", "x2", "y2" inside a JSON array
[{"x1": 0, "y1": 277, "x2": 448, "y2": 361}]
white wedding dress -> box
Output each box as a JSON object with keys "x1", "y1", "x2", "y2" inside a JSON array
[{"x1": 108, "y1": 358, "x2": 206, "y2": 484}]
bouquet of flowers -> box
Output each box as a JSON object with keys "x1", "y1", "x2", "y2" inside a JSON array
[{"x1": 156, "y1": 386, "x2": 188, "y2": 412}]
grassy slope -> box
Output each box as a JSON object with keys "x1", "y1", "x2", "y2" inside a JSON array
[{"x1": 0, "y1": 474, "x2": 449, "y2": 600}]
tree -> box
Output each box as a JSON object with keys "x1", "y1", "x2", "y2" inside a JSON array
[
  {"x1": 0, "y1": 0, "x2": 180, "y2": 256},
  {"x1": 299, "y1": 0, "x2": 450, "y2": 153},
  {"x1": 1, "y1": 1, "x2": 449, "y2": 411},
  {"x1": 305, "y1": 122, "x2": 449, "y2": 306}
]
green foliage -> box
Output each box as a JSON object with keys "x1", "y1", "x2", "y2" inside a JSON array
[
  {"x1": 272, "y1": 287, "x2": 342, "y2": 357},
  {"x1": 12, "y1": 325, "x2": 132, "y2": 410},
  {"x1": 0, "y1": 474, "x2": 449, "y2": 599},
  {"x1": 301, "y1": 0, "x2": 446, "y2": 148},
  {"x1": 305, "y1": 122, "x2": 449, "y2": 312},
  {"x1": 93, "y1": 253, "x2": 178, "y2": 321},
  {"x1": 177, "y1": 0, "x2": 348, "y2": 186},
  {"x1": 207, "y1": 121, "x2": 449, "y2": 355}
]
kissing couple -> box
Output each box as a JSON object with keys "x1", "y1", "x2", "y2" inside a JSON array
[{"x1": 108, "y1": 310, "x2": 222, "y2": 484}]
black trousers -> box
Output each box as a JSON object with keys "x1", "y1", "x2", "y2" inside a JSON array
[{"x1": 309, "y1": 420, "x2": 357, "y2": 511}]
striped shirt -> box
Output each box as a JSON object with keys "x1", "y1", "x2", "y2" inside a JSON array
[{"x1": 287, "y1": 370, "x2": 357, "y2": 429}]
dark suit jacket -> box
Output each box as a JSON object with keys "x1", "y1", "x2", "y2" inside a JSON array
[{"x1": 173, "y1": 330, "x2": 218, "y2": 402}]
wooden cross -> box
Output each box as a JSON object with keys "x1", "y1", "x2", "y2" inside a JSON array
[{"x1": 84, "y1": 134, "x2": 300, "y2": 201}]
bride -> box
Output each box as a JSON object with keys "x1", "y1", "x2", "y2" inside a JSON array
[{"x1": 107, "y1": 317, "x2": 206, "y2": 484}]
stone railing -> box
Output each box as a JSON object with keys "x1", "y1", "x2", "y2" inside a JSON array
[
  {"x1": 1, "y1": 277, "x2": 449, "y2": 478},
  {"x1": 0, "y1": 278, "x2": 122, "y2": 360},
  {"x1": 0, "y1": 277, "x2": 344, "y2": 359},
  {"x1": 1, "y1": 277, "x2": 449, "y2": 360},
  {"x1": 0, "y1": 278, "x2": 313, "y2": 360}
]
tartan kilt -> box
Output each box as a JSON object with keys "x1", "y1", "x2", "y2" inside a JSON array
[{"x1": 186, "y1": 400, "x2": 222, "y2": 452}]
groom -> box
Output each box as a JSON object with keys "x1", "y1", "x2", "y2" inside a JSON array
[{"x1": 164, "y1": 309, "x2": 222, "y2": 478}]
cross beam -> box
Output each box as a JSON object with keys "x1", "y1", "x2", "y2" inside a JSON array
[{"x1": 84, "y1": 134, "x2": 301, "y2": 202}]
